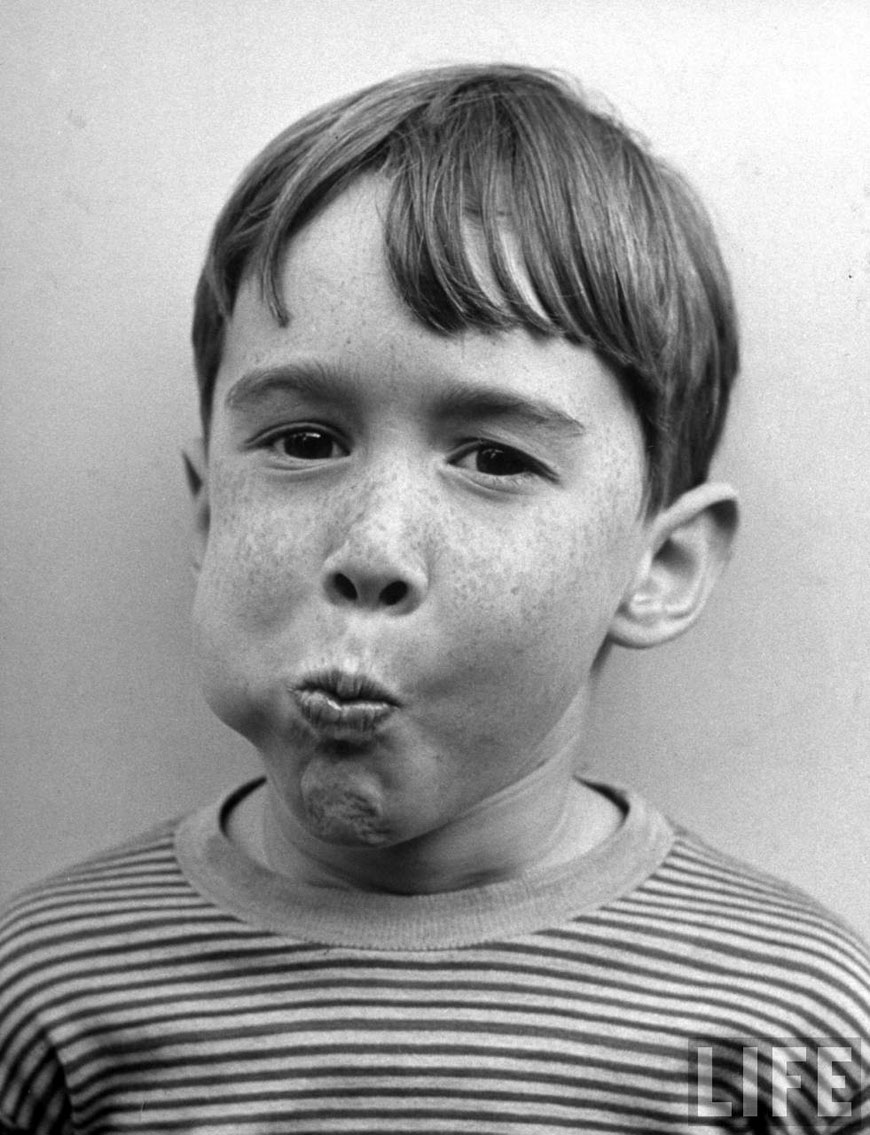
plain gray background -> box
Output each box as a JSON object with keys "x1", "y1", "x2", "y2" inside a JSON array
[{"x1": 1, "y1": 0, "x2": 868, "y2": 939}]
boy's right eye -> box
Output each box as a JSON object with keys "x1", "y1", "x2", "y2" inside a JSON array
[{"x1": 260, "y1": 427, "x2": 348, "y2": 462}]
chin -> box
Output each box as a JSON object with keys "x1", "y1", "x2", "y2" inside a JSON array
[{"x1": 298, "y1": 763, "x2": 394, "y2": 847}]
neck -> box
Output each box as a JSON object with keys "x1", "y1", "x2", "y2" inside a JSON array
[{"x1": 230, "y1": 760, "x2": 623, "y2": 895}]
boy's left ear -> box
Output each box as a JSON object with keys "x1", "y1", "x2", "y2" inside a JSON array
[
  {"x1": 181, "y1": 438, "x2": 210, "y2": 575},
  {"x1": 608, "y1": 482, "x2": 738, "y2": 649}
]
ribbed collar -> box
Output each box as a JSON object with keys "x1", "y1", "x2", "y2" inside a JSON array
[{"x1": 176, "y1": 779, "x2": 673, "y2": 951}]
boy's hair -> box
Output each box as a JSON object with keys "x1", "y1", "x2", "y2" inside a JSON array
[{"x1": 192, "y1": 63, "x2": 738, "y2": 511}]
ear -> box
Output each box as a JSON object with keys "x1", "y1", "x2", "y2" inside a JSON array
[
  {"x1": 181, "y1": 438, "x2": 210, "y2": 575},
  {"x1": 608, "y1": 482, "x2": 738, "y2": 649}
]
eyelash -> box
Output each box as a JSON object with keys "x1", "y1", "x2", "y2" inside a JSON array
[{"x1": 255, "y1": 427, "x2": 550, "y2": 484}]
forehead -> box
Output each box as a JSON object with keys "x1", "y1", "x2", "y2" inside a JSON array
[{"x1": 219, "y1": 181, "x2": 400, "y2": 377}]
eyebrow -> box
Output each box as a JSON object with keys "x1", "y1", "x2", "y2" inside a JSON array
[
  {"x1": 434, "y1": 383, "x2": 586, "y2": 441},
  {"x1": 225, "y1": 363, "x2": 346, "y2": 411},
  {"x1": 225, "y1": 363, "x2": 586, "y2": 441}
]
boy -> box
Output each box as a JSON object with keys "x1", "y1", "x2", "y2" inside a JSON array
[{"x1": 1, "y1": 64, "x2": 868, "y2": 1133}]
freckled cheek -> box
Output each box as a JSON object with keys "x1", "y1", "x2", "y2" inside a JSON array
[
  {"x1": 196, "y1": 479, "x2": 322, "y2": 628},
  {"x1": 440, "y1": 511, "x2": 607, "y2": 671},
  {"x1": 465, "y1": 467, "x2": 642, "y2": 683}
]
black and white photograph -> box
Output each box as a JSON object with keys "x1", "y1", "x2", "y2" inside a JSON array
[{"x1": 1, "y1": 2, "x2": 869, "y2": 1129}]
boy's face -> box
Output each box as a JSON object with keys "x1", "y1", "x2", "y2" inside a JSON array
[{"x1": 191, "y1": 179, "x2": 651, "y2": 849}]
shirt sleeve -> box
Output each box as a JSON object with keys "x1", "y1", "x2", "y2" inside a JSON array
[{"x1": 1, "y1": 935, "x2": 72, "y2": 1135}]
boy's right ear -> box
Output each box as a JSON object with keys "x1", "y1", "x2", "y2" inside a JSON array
[{"x1": 181, "y1": 439, "x2": 210, "y2": 574}]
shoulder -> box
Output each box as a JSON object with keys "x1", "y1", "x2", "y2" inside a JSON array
[
  {"x1": 624, "y1": 822, "x2": 870, "y2": 1032},
  {"x1": 1, "y1": 813, "x2": 179, "y2": 922},
  {"x1": 0, "y1": 814, "x2": 194, "y2": 992},
  {"x1": 660, "y1": 823, "x2": 868, "y2": 949}
]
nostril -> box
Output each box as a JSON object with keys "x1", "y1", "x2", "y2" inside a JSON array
[
  {"x1": 325, "y1": 572, "x2": 414, "y2": 609},
  {"x1": 332, "y1": 573, "x2": 358, "y2": 601},
  {"x1": 380, "y1": 580, "x2": 409, "y2": 607}
]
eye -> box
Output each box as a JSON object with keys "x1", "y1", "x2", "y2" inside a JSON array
[
  {"x1": 262, "y1": 427, "x2": 348, "y2": 462},
  {"x1": 455, "y1": 441, "x2": 544, "y2": 482}
]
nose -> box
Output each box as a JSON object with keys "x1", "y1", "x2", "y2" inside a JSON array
[{"x1": 321, "y1": 478, "x2": 429, "y2": 616}]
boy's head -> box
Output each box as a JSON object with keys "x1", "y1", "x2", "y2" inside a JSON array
[
  {"x1": 193, "y1": 63, "x2": 738, "y2": 513},
  {"x1": 185, "y1": 65, "x2": 739, "y2": 857}
]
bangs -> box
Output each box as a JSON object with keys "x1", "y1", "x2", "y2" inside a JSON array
[{"x1": 253, "y1": 71, "x2": 670, "y2": 372}]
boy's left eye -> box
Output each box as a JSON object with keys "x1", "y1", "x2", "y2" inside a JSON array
[{"x1": 454, "y1": 442, "x2": 541, "y2": 480}]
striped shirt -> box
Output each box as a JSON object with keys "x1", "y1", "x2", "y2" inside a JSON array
[{"x1": 1, "y1": 780, "x2": 868, "y2": 1133}]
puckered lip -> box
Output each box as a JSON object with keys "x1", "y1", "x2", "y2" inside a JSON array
[
  {"x1": 290, "y1": 666, "x2": 402, "y2": 737},
  {"x1": 294, "y1": 666, "x2": 401, "y2": 707}
]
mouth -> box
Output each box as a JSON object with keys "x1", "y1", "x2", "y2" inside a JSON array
[{"x1": 292, "y1": 667, "x2": 400, "y2": 738}]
